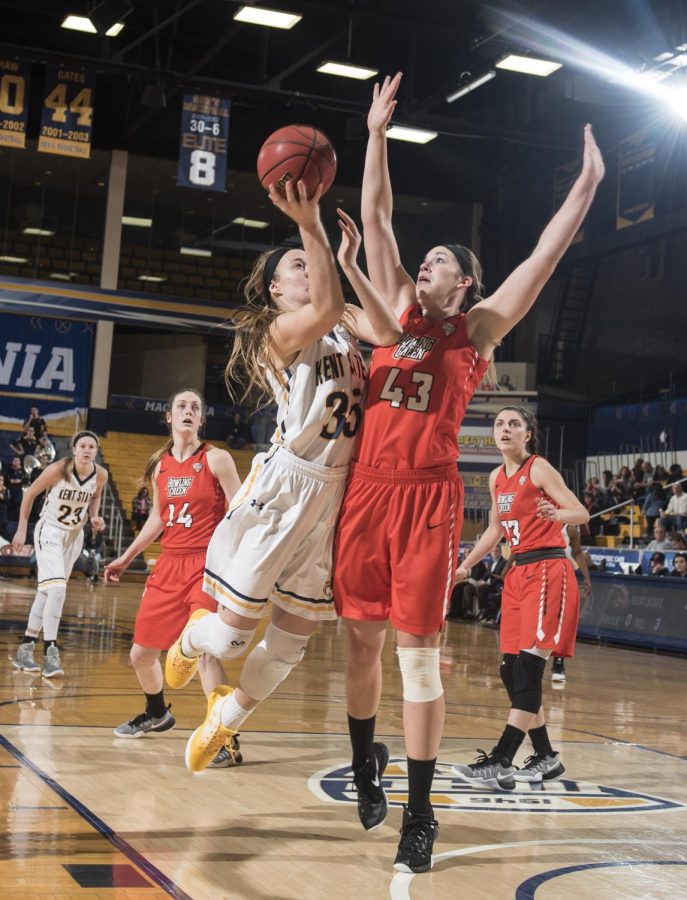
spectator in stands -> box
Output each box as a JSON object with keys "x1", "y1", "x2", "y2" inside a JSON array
[
  {"x1": 610, "y1": 466, "x2": 632, "y2": 503},
  {"x1": 660, "y1": 482, "x2": 687, "y2": 532},
  {"x1": 131, "y1": 487, "x2": 152, "y2": 533},
  {"x1": 498, "y1": 373, "x2": 516, "y2": 391},
  {"x1": 583, "y1": 491, "x2": 602, "y2": 538},
  {"x1": 6, "y1": 457, "x2": 26, "y2": 522},
  {"x1": 82, "y1": 523, "x2": 106, "y2": 583},
  {"x1": 666, "y1": 463, "x2": 684, "y2": 485},
  {"x1": 670, "y1": 532, "x2": 687, "y2": 550},
  {"x1": 10, "y1": 427, "x2": 37, "y2": 460},
  {"x1": 669, "y1": 552, "x2": 687, "y2": 577},
  {"x1": 22, "y1": 406, "x2": 47, "y2": 438},
  {"x1": 0, "y1": 474, "x2": 8, "y2": 539},
  {"x1": 653, "y1": 464, "x2": 668, "y2": 482},
  {"x1": 460, "y1": 543, "x2": 509, "y2": 622},
  {"x1": 647, "y1": 524, "x2": 673, "y2": 551},
  {"x1": 642, "y1": 482, "x2": 667, "y2": 535},
  {"x1": 447, "y1": 552, "x2": 487, "y2": 620},
  {"x1": 633, "y1": 461, "x2": 654, "y2": 499},
  {"x1": 600, "y1": 470, "x2": 614, "y2": 496},
  {"x1": 648, "y1": 552, "x2": 669, "y2": 577},
  {"x1": 226, "y1": 411, "x2": 252, "y2": 450},
  {"x1": 35, "y1": 434, "x2": 55, "y2": 466}
]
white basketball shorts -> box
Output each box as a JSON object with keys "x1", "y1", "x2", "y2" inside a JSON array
[{"x1": 34, "y1": 520, "x2": 84, "y2": 590}]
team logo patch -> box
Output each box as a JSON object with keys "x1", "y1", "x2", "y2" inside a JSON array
[
  {"x1": 166, "y1": 475, "x2": 194, "y2": 497},
  {"x1": 497, "y1": 491, "x2": 515, "y2": 514},
  {"x1": 518, "y1": 475, "x2": 527, "y2": 486},
  {"x1": 192, "y1": 462, "x2": 203, "y2": 472},
  {"x1": 308, "y1": 758, "x2": 683, "y2": 814},
  {"x1": 393, "y1": 333, "x2": 438, "y2": 361},
  {"x1": 442, "y1": 322, "x2": 456, "y2": 336}
]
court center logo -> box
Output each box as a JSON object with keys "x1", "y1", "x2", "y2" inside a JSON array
[{"x1": 308, "y1": 758, "x2": 683, "y2": 814}]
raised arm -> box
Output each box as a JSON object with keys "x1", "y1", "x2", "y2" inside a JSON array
[
  {"x1": 103, "y1": 470, "x2": 164, "y2": 582},
  {"x1": 336, "y1": 208, "x2": 403, "y2": 347},
  {"x1": 467, "y1": 125, "x2": 604, "y2": 359},
  {"x1": 361, "y1": 72, "x2": 416, "y2": 316},
  {"x1": 532, "y1": 458, "x2": 590, "y2": 526},
  {"x1": 10, "y1": 461, "x2": 63, "y2": 551},
  {"x1": 267, "y1": 180, "x2": 344, "y2": 363}
]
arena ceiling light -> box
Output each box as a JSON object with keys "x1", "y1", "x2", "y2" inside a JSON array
[
  {"x1": 61, "y1": 15, "x2": 126, "y2": 37},
  {"x1": 232, "y1": 216, "x2": 270, "y2": 229},
  {"x1": 233, "y1": 6, "x2": 302, "y2": 29},
  {"x1": 316, "y1": 61, "x2": 378, "y2": 80},
  {"x1": 49, "y1": 272, "x2": 77, "y2": 280},
  {"x1": 138, "y1": 274, "x2": 166, "y2": 283},
  {"x1": 386, "y1": 125, "x2": 438, "y2": 144},
  {"x1": 23, "y1": 226, "x2": 55, "y2": 236},
  {"x1": 0, "y1": 255, "x2": 28, "y2": 263},
  {"x1": 446, "y1": 70, "x2": 497, "y2": 103},
  {"x1": 122, "y1": 215, "x2": 152, "y2": 227},
  {"x1": 495, "y1": 54, "x2": 562, "y2": 76},
  {"x1": 180, "y1": 246, "x2": 213, "y2": 257}
]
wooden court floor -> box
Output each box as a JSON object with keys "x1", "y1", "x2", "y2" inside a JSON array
[{"x1": 1, "y1": 576, "x2": 686, "y2": 899}]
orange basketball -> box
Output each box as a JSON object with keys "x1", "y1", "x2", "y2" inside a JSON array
[{"x1": 257, "y1": 125, "x2": 337, "y2": 197}]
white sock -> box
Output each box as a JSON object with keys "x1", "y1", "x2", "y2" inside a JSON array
[{"x1": 220, "y1": 692, "x2": 253, "y2": 730}]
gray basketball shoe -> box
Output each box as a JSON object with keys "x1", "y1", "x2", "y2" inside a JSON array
[
  {"x1": 114, "y1": 707, "x2": 176, "y2": 738},
  {"x1": 514, "y1": 752, "x2": 565, "y2": 782},
  {"x1": 453, "y1": 748, "x2": 516, "y2": 790},
  {"x1": 42, "y1": 646, "x2": 64, "y2": 678},
  {"x1": 13, "y1": 641, "x2": 41, "y2": 673}
]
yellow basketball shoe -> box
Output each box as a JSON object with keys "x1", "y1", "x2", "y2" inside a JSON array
[
  {"x1": 185, "y1": 685, "x2": 237, "y2": 773},
  {"x1": 165, "y1": 608, "x2": 210, "y2": 689}
]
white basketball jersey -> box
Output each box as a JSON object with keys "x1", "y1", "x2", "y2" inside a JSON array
[
  {"x1": 41, "y1": 464, "x2": 98, "y2": 532},
  {"x1": 266, "y1": 325, "x2": 367, "y2": 467}
]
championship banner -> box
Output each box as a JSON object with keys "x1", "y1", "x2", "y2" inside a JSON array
[
  {"x1": 616, "y1": 129, "x2": 655, "y2": 230},
  {"x1": 178, "y1": 92, "x2": 230, "y2": 191},
  {"x1": 38, "y1": 65, "x2": 95, "y2": 159},
  {"x1": 462, "y1": 471, "x2": 493, "y2": 510},
  {"x1": 0, "y1": 313, "x2": 95, "y2": 423},
  {"x1": 554, "y1": 159, "x2": 583, "y2": 245},
  {"x1": 0, "y1": 58, "x2": 30, "y2": 149}
]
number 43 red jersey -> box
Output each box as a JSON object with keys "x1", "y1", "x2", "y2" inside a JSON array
[
  {"x1": 354, "y1": 305, "x2": 490, "y2": 469},
  {"x1": 495, "y1": 454, "x2": 566, "y2": 553},
  {"x1": 157, "y1": 443, "x2": 226, "y2": 552}
]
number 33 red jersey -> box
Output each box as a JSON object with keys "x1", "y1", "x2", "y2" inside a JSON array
[
  {"x1": 354, "y1": 305, "x2": 490, "y2": 470},
  {"x1": 495, "y1": 454, "x2": 567, "y2": 553}
]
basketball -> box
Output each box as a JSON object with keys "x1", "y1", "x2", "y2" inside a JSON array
[{"x1": 257, "y1": 125, "x2": 337, "y2": 197}]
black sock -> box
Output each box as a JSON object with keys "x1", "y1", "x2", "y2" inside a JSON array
[
  {"x1": 20, "y1": 635, "x2": 36, "y2": 645},
  {"x1": 348, "y1": 714, "x2": 376, "y2": 771},
  {"x1": 145, "y1": 691, "x2": 167, "y2": 719},
  {"x1": 494, "y1": 724, "x2": 526, "y2": 766},
  {"x1": 43, "y1": 639, "x2": 57, "y2": 656},
  {"x1": 529, "y1": 724, "x2": 554, "y2": 757},
  {"x1": 407, "y1": 757, "x2": 436, "y2": 817}
]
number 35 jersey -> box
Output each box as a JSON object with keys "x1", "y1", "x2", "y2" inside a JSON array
[
  {"x1": 266, "y1": 324, "x2": 367, "y2": 468},
  {"x1": 354, "y1": 305, "x2": 490, "y2": 469},
  {"x1": 157, "y1": 443, "x2": 226, "y2": 553},
  {"x1": 40, "y1": 463, "x2": 98, "y2": 532}
]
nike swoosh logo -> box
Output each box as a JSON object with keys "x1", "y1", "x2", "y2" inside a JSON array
[
  {"x1": 427, "y1": 522, "x2": 444, "y2": 530},
  {"x1": 371, "y1": 775, "x2": 381, "y2": 787}
]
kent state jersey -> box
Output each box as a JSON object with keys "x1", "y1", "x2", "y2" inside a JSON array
[
  {"x1": 41, "y1": 464, "x2": 98, "y2": 532},
  {"x1": 266, "y1": 325, "x2": 366, "y2": 468},
  {"x1": 495, "y1": 454, "x2": 567, "y2": 553},
  {"x1": 354, "y1": 305, "x2": 490, "y2": 469}
]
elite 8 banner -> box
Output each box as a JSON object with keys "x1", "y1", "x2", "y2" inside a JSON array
[{"x1": 178, "y1": 92, "x2": 230, "y2": 192}]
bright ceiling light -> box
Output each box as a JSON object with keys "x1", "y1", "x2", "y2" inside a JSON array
[
  {"x1": 316, "y1": 61, "x2": 378, "y2": 80},
  {"x1": 61, "y1": 14, "x2": 125, "y2": 36},
  {"x1": 138, "y1": 274, "x2": 166, "y2": 283},
  {"x1": 122, "y1": 215, "x2": 153, "y2": 227},
  {"x1": 496, "y1": 54, "x2": 562, "y2": 76},
  {"x1": 386, "y1": 125, "x2": 437, "y2": 144},
  {"x1": 232, "y1": 217, "x2": 270, "y2": 229},
  {"x1": 233, "y1": 6, "x2": 301, "y2": 29},
  {"x1": 49, "y1": 272, "x2": 77, "y2": 280},
  {"x1": 0, "y1": 255, "x2": 28, "y2": 263},
  {"x1": 180, "y1": 246, "x2": 212, "y2": 257},
  {"x1": 23, "y1": 227, "x2": 55, "y2": 236},
  {"x1": 446, "y1": 70, "x2": 497, "y2": 103}
]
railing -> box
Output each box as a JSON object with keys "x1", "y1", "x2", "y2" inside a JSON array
[{"x1": 100, "y1": 479, "x2": 124, "y2": 559}]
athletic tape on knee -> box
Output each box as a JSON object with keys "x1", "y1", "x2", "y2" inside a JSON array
[
  {"x1": 42, "y1": 585, "x2": 67, "y2": 642},
  {"x1": 499, "y1": 654, "x2": 517, "y2": 702},
  {"x1": 240, "y1": 623, "x2": 309, "y2": 702},
  {"x1": 187, "y1": 612, "x2": 255, "y2": 660},
  {"x1": 510, "y1": 651, "x2": 546, "y2": 714},
  {"x1": 396, "y1": 647, "x2": 443, "y2": 703},
  {"x1": 27, "y1": 590, "x2": 49, "y2": 635}
]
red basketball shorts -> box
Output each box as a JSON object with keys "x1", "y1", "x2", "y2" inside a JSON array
[
  {"x1": 133, "y1": 550, "x2": 217, "y2": 650},
  {"x1": 333, "y1": 462, "x2": 462, "y2": 636},
  {"x1": 500, "y1": 557, "x2": 579, "y2": 657}
]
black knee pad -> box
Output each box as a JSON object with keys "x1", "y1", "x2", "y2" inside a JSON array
[
  {"x1": 499, "y1": 654, "x2": 518, "y2": 702},
  {"x1": 510, "y1": 651, "x2": 546, "y2": 714}
]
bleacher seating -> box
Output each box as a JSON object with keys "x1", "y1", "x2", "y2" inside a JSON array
[{"x1": 99, "y1": 432, "x2": 256, "y2": 563}]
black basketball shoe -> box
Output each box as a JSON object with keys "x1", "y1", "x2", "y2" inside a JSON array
[
  {"x1": 393, "y1": 805, "x2": 439, "y2": 873},
  {"x1": 352, "y1": 742, "x2": 389, "y2": 831}
]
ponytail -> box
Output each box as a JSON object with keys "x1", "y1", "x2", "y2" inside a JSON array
[{"x1": 142, "y1": 437, "x2": 173, "y2": 487}]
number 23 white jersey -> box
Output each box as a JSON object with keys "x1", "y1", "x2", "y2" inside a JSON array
[
  {"x1": 41, "y1": 464, "x2": 97, "y2": 532},
  {"x1": 266, "y1": 324, "x2": 367, "y2": 468}
]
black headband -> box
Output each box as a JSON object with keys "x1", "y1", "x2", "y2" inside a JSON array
[
  {"x1": 72, "y1": 430, "x2": 99, "y2": 447},
  {"x1": 443, "y1": 243, "x2": 473, "y2": 277},
  {"x1": 262, "y1": 247, "x2": 292, "y2": 302}
]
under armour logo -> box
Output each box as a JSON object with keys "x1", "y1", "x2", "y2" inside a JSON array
[
  {"x1": 230, "y1": 640, "x2": 246, "y2": 647},
  {"x1": 250, "y1": 499, "x2": 265, "y2": 510}
]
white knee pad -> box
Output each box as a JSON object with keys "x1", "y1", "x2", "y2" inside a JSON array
[
  {"x1": 27, "y1": 589, "x2": 49, "y2": 634},
  {"x1": 187, "y1": 612, "x2": 256, "y2": 660},
  {"x1": 240, "y1": 623, "x2": 310, "y2": 702},
  {"x1": 42, "y1": 584, "x2": 67, "y2": 641},
  {"x1": 397, "y1": 647, "x2": 443, "y2": 703}
]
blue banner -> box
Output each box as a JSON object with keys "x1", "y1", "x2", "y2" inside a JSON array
[
  {"x1": 178, "y1": 92, "x2": 230, "y2": 192},
  {"x1": 38, "y1": 65, "x2": 95, "y2": 160},
  {"x1": 0, "y1": 58, "x2": 30, "y2": 149},
  {"x1": 0, "y1": 313, "x2": 94, "y2": 422}
]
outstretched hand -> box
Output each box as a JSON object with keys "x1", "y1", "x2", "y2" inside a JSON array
[
  {"x1": 581, "y1": 124, "x2": 605, "y2": 186},
  {"x1": 368, "y1": 72, "x2": 402, "y2": 134},
  {"x1": 336, "y1": 208, "x2": 362, "y2": 269},
  {"x1": 267, "y1": 178, "x2": 323, "y2": 229}
]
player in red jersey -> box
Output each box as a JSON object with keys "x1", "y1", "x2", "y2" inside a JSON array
[
  {"x1": 104, "y1": 389, "x2": 240, "y2": 764},
  {"x1": 453, "y1": 407, "x2": 589, "y2": 789},
  {"x1": 333, "y1": 71, "x2": 604, "y2": 873}
]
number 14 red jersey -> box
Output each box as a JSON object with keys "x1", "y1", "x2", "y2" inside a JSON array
[
  {"x1": 354, "y1": 305, "x2": 490, "y2": 469},
  {"x1": 495, "y1": 454, "x2": 566, "y2": 553}
]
